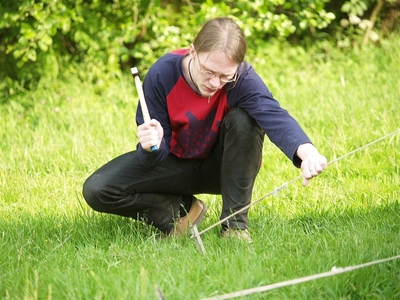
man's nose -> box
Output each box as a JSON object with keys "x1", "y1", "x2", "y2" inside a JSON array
[{"x1": 209, "y1": 76, "x2": 222, "y2": 87}]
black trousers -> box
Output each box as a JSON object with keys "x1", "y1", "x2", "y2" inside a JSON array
[{"x1": 83, "y1": 108, "x2": 264, "y2": 233}]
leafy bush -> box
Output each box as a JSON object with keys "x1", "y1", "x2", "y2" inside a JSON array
[{"x1": 0, "y1": 0, "x2": 398, "y2": 100}]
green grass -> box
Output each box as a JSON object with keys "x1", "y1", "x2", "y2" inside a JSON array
[{"x1": 1, "y1": 38, "x2": 399, "y2": 299}]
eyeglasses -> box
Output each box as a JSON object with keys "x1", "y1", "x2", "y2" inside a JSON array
[{"x1": 197, "y1": 55, "x2": 238, "y2": 83}]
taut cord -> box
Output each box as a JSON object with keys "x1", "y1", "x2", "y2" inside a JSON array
[
  {"x1": 193, "y1": 128, "x2": 400, "y2": 238},
  {"x1": 199, "y1": 254, "x2": 400, "y2": 300}
]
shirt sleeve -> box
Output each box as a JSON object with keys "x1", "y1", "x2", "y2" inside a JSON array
[{"x1": 228, "y1": 63, "x2": 312, "y2": 167}]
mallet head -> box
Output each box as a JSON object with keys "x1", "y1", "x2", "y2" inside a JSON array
[{"x1": 130, "y1": 67, "x2": 139, "y2": 77}]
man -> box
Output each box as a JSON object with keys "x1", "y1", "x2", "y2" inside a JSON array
[{"x1": 83, "y1": 17, "x2": 327, "y2": 242}]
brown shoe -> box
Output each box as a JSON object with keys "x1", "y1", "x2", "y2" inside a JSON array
[
  {"x1": 221, "y1": 228, "x2": 253, "y2": 243},
  {"x1": 170, "y1": 198, "x2": 207, "y2": 237}
]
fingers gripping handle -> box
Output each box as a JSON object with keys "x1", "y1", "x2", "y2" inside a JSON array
[{"x1": 131, "y1": 67, "x2": 158, "y2": 152}]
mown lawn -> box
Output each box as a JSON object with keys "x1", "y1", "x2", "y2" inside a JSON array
[{"x1": 1, "y1": 38, "x2": 399, "y2": 299}]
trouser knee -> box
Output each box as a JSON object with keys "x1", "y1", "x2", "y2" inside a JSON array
[
  {"x1": 222, "y1": 107, "x2": 264, "y2": 143},
  {"x1": 82, "y1": 174, "x2": 106, "y2": 212}
]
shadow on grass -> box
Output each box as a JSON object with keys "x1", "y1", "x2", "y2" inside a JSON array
[{"x1": 1, "y1": 199, "x2": 399, "y2": 299}]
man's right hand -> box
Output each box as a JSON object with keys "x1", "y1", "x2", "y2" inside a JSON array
[{"x1": 138, "y1": 119, "x2": 163, "y2": 152}]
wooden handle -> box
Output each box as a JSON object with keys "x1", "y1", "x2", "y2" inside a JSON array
[
  {"x1": 131, "y1": 67, "x2": 158, "y2": 152},
  {"x1": 133, "y1": 75, "x2": 151, "y2": 123}
]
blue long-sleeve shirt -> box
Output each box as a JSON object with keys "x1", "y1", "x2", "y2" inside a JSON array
[{"x1": 136, "y1": 49, "x2": 311, "y2": 168}]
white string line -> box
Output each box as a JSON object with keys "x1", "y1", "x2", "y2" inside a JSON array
[
  {"x1": 193, "y1": 128, "x2": 400, "y2": 238},
  {"x1": 328, "y1": 128, "x2": 400, "y2": 165},
  {"x1": 199, "y1": 254, "x2": 400, "y2": 300}
]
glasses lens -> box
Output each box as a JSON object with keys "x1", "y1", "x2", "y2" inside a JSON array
[
  {"x1": 197, "y1": 55, "x2": 237, "y2": 83},
  {"x1": 202, "y1": 70, "x2": 214, "y2": 79},
  {"x1": 221, "y1": 74, "x2": 237, "y2": 83}
]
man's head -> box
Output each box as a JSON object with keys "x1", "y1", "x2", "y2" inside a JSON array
[
  {"x1": 193, "y1": 17, "x2": 247, "y2": 64},
  {"x1": 188, "y1": 18, "x2": 246, "y2": 97}
]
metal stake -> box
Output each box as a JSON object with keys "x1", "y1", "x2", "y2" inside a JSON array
[{"x1": 189, "y1": 225, "x2": 206, "y2": 254}]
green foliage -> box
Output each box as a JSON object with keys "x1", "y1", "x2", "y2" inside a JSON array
[
  {"x1": 336, "y1": 0, "x2": 374, "y2": 47},
  {"x1": 191, "y1": 0, "x2": 336, "y2": 63},
  {"x1": 0, "y1": 0, "x2": 398, "y2": 100},
  {"x1": 341, "y1": 0, "x2": 370, "y2": 15},
  {"x1": 334, "y1": 0, "x2": 400, "y2": 48},
  {"x1": 0, "y1": 0, "x2": 146, "y2": 96},
  {"x1": 218, "y1": 0, "x2": 335, "y2": 37}
]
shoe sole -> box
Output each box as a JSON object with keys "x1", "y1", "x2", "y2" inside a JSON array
[
  {"x1": 170, "y1": 199, "x2": 208, "y2": 237},
  {"x1": 192, "y1": 200, "x2": 208, "y2": 226}
]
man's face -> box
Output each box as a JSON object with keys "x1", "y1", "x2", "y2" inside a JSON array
[{"x1": 190, "y1": 46, "x2": 239, "y2": 97}]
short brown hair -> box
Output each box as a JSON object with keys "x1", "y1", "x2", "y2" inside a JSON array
[{"x1": 193, "y1": 17, "x2": 247, "y2": 64}]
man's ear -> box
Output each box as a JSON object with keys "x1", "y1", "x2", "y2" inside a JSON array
[{"x1": 189, "y1": 44, "x2": 196, "y2": 58}]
